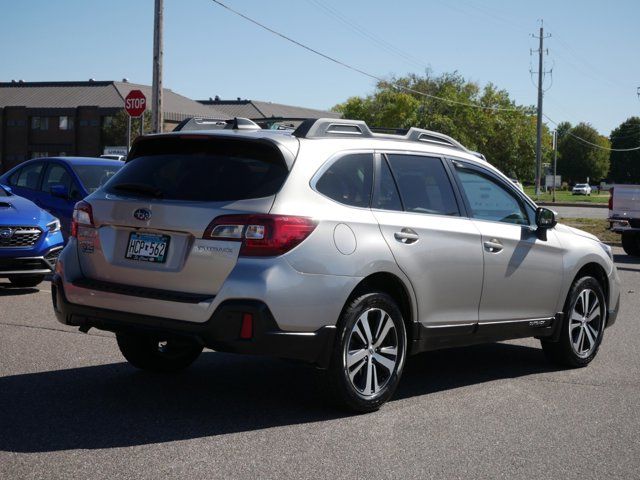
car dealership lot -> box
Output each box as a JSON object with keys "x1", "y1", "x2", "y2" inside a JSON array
[{"x1": 1, "y1": 249, "x2": 639, "y2": 480}]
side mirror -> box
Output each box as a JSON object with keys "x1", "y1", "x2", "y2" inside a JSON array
[
  {"x1": 535, "y1": 207, "x2": 557, "y2": 240},
  {"x1": 50, "y1": 183, "x2": 70, "y2": 199}
]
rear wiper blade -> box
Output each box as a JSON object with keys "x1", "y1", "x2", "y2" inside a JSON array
[{"x1": 110, "y1": 183, "x2": 165, "y2": 198}]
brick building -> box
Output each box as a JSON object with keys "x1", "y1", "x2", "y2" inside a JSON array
[{"x1": 0, "y1": 80, "x2": 228, "y2": 173}]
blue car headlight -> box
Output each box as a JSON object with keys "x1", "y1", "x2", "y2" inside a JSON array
[{"x1": 46, "y1": 219, "x2": 61, "y2": 233}]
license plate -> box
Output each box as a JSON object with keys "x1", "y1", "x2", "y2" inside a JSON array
[{"x1": 125, "y1": 232, "x2": 170, "y2": 263}]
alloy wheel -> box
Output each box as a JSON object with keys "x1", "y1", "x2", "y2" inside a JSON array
[
  {"x1": 344, "y1": 308, "x2": 399, "y2": 397},
  {"x1": 569, "y1": 288, "x2": 603, "y2": 358}
]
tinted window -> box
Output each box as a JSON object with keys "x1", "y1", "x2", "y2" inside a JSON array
[
  {"x1": 455, "y1": 166, "x2": 529, "y2": 225},
  {"x1": 373, "y1": 157, "x2": 402, "y2": 211},
  {"x1": 386, "y1": 154, "x2": 459, "y2": 216},
  {"x1": 316, "y1": 153, "x2": 373, "y2": 207},
  {"x1": 42, "y1": 164, "x2": 72, "y2": 193},
  {"x1": 15, "y1": 162, "x2": 44, "y2": 190},
  {"x1": 107, "y1": 138, "x2": 288, "y2": 201},
  {"x1": 72, "y1": 164, "x2": 121, "y2": 194}
]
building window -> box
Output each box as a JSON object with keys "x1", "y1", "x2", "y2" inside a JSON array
[
  {"x1": 6, "y1": 120, "x2": 16, "y2": 127},
  {"x1": 59, "y1": 116, "x2": 74, "y2": 130},
  {"x1": 59, "y1": 152, "x2": 67, "y2": 156},
  {"x1": 31, "y1": 152, "x2": 49, "y2": 159},
  {"x1": 30, "y1": 117, "x2": 49, "y2": 131}
]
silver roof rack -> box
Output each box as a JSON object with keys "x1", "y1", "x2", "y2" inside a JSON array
[{"x1": 292, "y1": 118, "x2": 470, "y2": 153}]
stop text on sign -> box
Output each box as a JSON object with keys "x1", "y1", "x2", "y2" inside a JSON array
[{"x1": 124, "y1": 90, "x2": 147, "y2": 117}]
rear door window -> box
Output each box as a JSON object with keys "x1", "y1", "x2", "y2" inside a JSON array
[
  {"x1": 72, "y1": 164, "x2": 121, "y2": 194},
  {"x1": 106, "y1": 137, "x2": 289, "y2": 201},
  {"x1": 386, "y1": 154, "x2": 460, "y2": 216},
  {"x1": 315, "y1": 153, "x2": 373, "y2": 207}
]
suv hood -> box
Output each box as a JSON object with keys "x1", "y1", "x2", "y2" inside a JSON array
[
  {"x1": 555, "y1": 223, "x2": 599, "y2": 242},
  {"x1": 0, "y1": 194, "x2": 53, "y2": 226}
]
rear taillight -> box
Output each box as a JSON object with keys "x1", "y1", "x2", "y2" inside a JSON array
[
  {"x1": 608, "y1": 187, "x2": 614, "y2": 210},
  {"x1": 71, "y1": 201, "x2": 94, "y2": 237},
  {"x1": 203, "y1": 214, "x2": 317, "y2": 257}
]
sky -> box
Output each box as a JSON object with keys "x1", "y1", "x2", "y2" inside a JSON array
[{"x1": 1, "y1": 0, "x2": 639, "y2": 135}]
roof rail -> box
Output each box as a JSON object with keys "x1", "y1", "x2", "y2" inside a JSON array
[{"x1": 293, "y1": 118, "x2": 470, "y2": 153}]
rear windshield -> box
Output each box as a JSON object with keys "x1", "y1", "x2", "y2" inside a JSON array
[
  {"x1": 105, "y1": 137, "x2": 288, "y2": 201},
  {"x1": 72, "y1": 164, "x2": 122, "y2": 193}
]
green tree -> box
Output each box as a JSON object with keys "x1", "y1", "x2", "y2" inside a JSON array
[
  {"x1": 608, "y1": 116, "x2": 640, "y2": 183},
  {"x1": 334, "y1": 72, "x2": 547, "y2": 182},
  {"x1": 101, "y1": 109, "x2": 152, "y2": 150},
  {"x1": 557, "y1": 122, "x2": 610, "y2": 184}
]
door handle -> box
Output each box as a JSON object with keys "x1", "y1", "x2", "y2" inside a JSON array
[
  {"x1": 394, "y1": 228, "x2": 419, "y2": 244},
  {"x1": 483, "y1": 238, "x2": 503, "y2": 253}
]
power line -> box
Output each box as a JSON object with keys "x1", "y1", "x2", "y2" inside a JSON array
[
  {"x1": 543, "y1": 114, "x2": 640, "y2": 152},
  {"x1": 210, "y1": 0, "x2": 522, "y2": 112},
  {"x1": 211, "y1": 0, "x2": 640, "y2": 152},
  {"x1": 305, "y1": 0, "x2": 428, "y2": 72}
]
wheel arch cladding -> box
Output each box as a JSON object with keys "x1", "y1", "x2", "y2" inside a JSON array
[
  {"x1": 573, "y1": 262, "x2": 609, "y2": 307},
  {"x1": 345, "y1": 272, "x2": 414, "y2": 341}
]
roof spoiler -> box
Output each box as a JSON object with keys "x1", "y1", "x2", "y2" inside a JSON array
[{"x1": 174, "y1": 117, "x2": 261, "y2": 132}]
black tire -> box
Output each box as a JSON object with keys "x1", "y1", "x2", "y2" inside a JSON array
[
  {"x1": 321, "y1": 292, "x2": 407, "y2": 413},
  {"x1": 7, "y1": 275, "x2": 45, "y2": 288},
  {"x1": 116, "y1": 333, "x2": 203, "y2": 373},
  {"x1": 541, "y1": 276, "x2": 606, "y2": 368},
  {"x1": 622, "y1": 231, "x2": 640, "y2": 256}
]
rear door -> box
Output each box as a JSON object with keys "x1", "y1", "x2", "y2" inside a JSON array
[
  {"x1": 372, "y1": 153, "x2": 483, "y2": 327},
  {"x1": 450, "y1": 160, "x2": 564, "y2": 322},
  {"x1": 78, "y1": 136, "x2": 292, "y2": 296}
]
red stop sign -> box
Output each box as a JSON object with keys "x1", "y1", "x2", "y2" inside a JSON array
[{"x1": 124, "y1": 90, "x2": 147, "y2": 117}]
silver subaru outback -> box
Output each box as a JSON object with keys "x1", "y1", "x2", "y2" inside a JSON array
[{"x1": 52, "y1": 118, "x2": 621, "y2": 412}]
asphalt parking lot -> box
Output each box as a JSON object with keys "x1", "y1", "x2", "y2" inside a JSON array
[{"x1": 1, "y1": 248, "x2": 639, "y2": 480}]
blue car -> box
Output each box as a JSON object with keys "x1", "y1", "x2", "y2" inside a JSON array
[
  {"x1": 0, "y1": 157, "x2": 122, "y2": 238},
  {"x1": 0, "y1": 184, "x2": 64, "y2": 287}
]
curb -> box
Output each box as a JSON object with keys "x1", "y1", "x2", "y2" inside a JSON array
[{"x1": 537, "y1": 201, "x2": 608, "y2": 209}]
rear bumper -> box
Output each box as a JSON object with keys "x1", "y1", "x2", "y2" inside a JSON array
[{"x1": 51, "y1": 274, "x2": 336, "y2": 368}]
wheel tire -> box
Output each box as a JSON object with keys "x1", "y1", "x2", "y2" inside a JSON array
[
  {"x1": 321, "y1": 292, "x2": 407, "y2": 413},
  {"x1": 622, "y1": 232, "x2": 640, "y2": 256},
  {"x1": 116, "y1": 333, "x2": 203, "y2": 373},
  {"x1": 7, "y1": 275, "x2": 45, "y2": 288},
  {"x1": 541, "y1": 276, "x2": 606, "y2": 368}
]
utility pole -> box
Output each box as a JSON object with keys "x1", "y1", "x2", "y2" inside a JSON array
[
  {"x1": 531, "y1": 22, "x2": 551, "y2": 196},
  {"x1": 151, "y1": 0, "x2": 163, "y2": 133},
  {"x1": 552, "y1": 129, "x2": 558, "y2": 203}
]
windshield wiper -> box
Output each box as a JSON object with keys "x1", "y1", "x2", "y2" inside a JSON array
[{"x1": 110, "y1": 183, "x2": 165, "y2": 198}]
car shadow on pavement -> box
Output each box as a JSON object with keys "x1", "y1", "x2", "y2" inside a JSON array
[
  {"x1": 0, "y1": 285, "x2": 40, "y2": 296},
  {"x1": 0, "y1": 342, "x2": 558, "y2": 453}
]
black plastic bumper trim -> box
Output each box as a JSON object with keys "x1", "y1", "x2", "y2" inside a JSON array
[
  {"x1": 72, "y1": 277, "x2": 215, "y2": 304},
  {"x1": 53, "y1": 275, "x2": 336, "y2": 368}
]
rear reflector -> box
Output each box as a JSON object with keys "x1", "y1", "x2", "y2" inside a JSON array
[
  {"x1": 203, "y1": 214, "x2": 317, "y2": 257},
  {"x1": 240, "y1": 313, "x2": 253, "y2": 339}
]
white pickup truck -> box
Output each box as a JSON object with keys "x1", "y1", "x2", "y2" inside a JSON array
[{"x1": 608, "y1": 184, "x2": 640, "y2": 255}]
